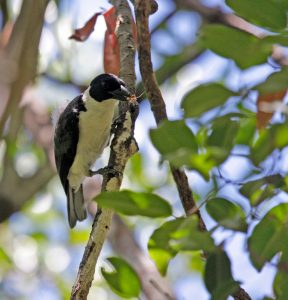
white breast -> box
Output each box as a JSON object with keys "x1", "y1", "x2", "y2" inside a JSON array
[{"x1": 68, "y1": 92, "x2": 117, "y2": 190}]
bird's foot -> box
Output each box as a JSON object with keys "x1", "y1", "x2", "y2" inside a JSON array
[{"x1": 89, "y1": 166, "x2": 122, "y2": 177}]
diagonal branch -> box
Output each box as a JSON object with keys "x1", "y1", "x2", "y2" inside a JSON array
[{"x1": 70, "y1": 1, "x2": 139, "y2": 299}]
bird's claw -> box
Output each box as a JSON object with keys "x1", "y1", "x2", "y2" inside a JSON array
[{"x1": 89, "y1": 166, "x2": 122, "y2": 177}]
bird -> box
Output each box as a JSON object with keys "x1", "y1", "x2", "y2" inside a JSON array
[{"x1": 54, "y1": 73, "x2": 131, "y2": 228}]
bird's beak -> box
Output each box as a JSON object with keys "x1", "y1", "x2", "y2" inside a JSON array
[{"x1": 110, "y1": 85, "x2": 131, "y2": 101}]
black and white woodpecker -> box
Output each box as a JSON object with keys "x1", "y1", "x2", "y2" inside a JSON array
[{"x1": 54, "y1": 73, "x2": 131, "y2": 228}]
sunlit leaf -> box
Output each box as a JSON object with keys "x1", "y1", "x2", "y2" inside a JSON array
[
  {"x1": 200, "y1": 24, "x2": 272, "y2": 69},
  {"x1": 101, "y1": 257, "x2": 141, "y2": 298},
  {"x1": 206, "y1": 198, "x2": 247, "y2": 232},
  {"x1": 185, "y1": 150, "x2": 216, "y2": 181},
  {"x1": 235, "y1": 117, "x2": 256, "y2": 145},
  {"x1": 207, "y1": 119, "x2": 239, "y2": 163},
  {"x1": 149, "y1": 216, "x2": 215, "y2": 275},
  {"x1": 94, "y1": 190, "x2": 172, "y2": 218},
  {"x1": 0, "y1": 247, "x2": 12, "y2": 268},
  {"x1": 69, "y1": 229, "x2": 90, "y2": 244},
  {"x1": 248, "y1": 203, "x2": 288, "y2": 271},
  {"x1": 181, "y1": 83, "x2": 237, "y2": 118},
  {"x1": 226, "y1": 0, "x2": 288, "y2": 31},
  {"x1": 204, "y1": 249, "x2": 239, "y2": 300},
  {"x1": 240, "y1": 174, "x2": 286, "y2": 206}
]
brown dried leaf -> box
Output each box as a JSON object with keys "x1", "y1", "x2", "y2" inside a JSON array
[
  {"x1": 69, "y1": 12, "x2": 102, "y2": 42},
  {"x1": 102, "y1": 6, "x2": 137, "y2": 75},
  {"x1": 257, "y1": 90, "x2": 287, "y2": 129},
  {"x1": 103, "y1": 30, "x2": 120, "y2": 75},
  {"x1": 103, "y1": 6, "x2": 116, "y2": 34}
]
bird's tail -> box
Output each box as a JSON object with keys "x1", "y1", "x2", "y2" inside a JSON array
[{"x1": 67, "y1": 184, "x2": 87, "y2": 228}]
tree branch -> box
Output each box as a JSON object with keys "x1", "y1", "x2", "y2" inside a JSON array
[
  {"x1": 70, "y1": 1, "x2": 139, "y2": 299},
  {"x1": 134, "y1": 0, "x2": 205, "y2": 227},
  {"x1": 0, "y1": 0, "x2": 49, "y2": 136},
  {"x1": 134, "y1": 1, "x2": 250, "y2": 299}
]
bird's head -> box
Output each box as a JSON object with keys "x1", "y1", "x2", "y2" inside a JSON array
[{"x1": 89, "y1": 73, "x2": 131, "y2": 102}]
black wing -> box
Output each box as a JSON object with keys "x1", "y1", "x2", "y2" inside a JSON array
[
  {"x1": 54, "y1": 95, "x2": 86, "y2": 192},
  {"x1": 54, "y1": 95, "x2": 87, "y2": 227}
]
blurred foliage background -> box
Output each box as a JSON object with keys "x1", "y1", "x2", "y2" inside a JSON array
[{"x1": 1, "y1": 0, "x2": 288, "y2": 299}]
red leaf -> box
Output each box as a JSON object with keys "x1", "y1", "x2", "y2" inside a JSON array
[
  {"x1": 69, "y1": 12, "x2": 102, "y2": 42},
  {"x1": 103, "y1": 6, "x2": 137, "y2": 43},
  {"x1": 104, "y1": 30, "x2": 120, "y2": 75},
  {"x1": 256, "y1": 90, "x2": 287, "y2": 129},
  {"x1": 102, "y1": 6, "x2": 137, "y2": 75},
  {"x1": 103, "y1": 7, "x2": 117, "y2": 34},
  {"x1": 103, "y1": 7, "x2": 119, "y2": 75}
]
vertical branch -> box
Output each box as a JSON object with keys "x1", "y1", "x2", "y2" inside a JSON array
[
  {"x1": 134, "y1": 0, "x2": 205, "y2": 228},
  {"x1": 70, "y1": 1, "x2": 138, "y2": 299}
]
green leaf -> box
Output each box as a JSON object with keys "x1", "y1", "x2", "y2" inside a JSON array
[
  {"x1": 200, "y1": 24, "x2": 272, "y2": 69},
  {"x1": 255, "y1": 68, "x2": 288, "y2": 94},
  {"x1": 263, "y1": 34, "x2": 288, "y2": 47},
  {"x1": 185, "y1": 150, "x2": 217, "y2": 181},
  {"x1": 101, "y1": 257, "x2": 141, "y2": 298},
  {"x1": 207, "y1": 119, "x2": 239, "y2": 163},
  {"x1": 248, "y1": 203, "x2": 288, "y2": 271},
  {"x1": 148, "y1": 219, "x2": 182, "y2": 275},
  {"x1": 94, "y1": 190, "x2": 172, "y2": 218},
  {"x1": 204, "y1": 249, "x2": 239, "y2": 300},
  {"x1": 150, "y1": 120, "x2": 198, "y2": 167},
  {"x1": 274, "y1": 250, "x2": 288, "y2": 300},
  {"x1": 226, "y1": 0, "x2": 288, "y2": 32},
  {"x1": 235, "y1": 117, "x2": 256, "y2": 146},
  {"x1": 240, "y1": 174, "x2": 286, "y2": 206},
  {"x1": 181, "y1": 83, "x2": 237, "y2": 118},
  {"x1": 206, "y1": 198, "x2": 247, "y2": 232},
  {"x1": 170, "y1": 217, "x2": 215, "y2": 252},
  {"x1": 251, "y1": 129, "x2": 273, "y2": 165},
  {"x1": 251, "y1": 122, "x2": 288, "y2": 165},
  {"x1": 69, "y1": 229, "x2": 90, "y2": 244},
  {"x1": 149, "y1": 216, "x2": 215, "y2": 275}
]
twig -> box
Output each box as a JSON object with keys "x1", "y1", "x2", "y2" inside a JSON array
[{"x1": 70, "y1": 1, "x2": 138, "y2": 299}]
